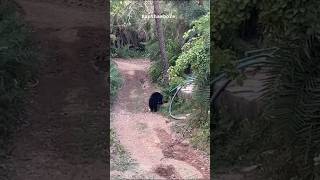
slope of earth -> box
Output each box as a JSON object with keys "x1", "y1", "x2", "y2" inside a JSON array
[
  {"x1": 7, "y1": 0, "x2": 108, "y2": 179},
  {"x1": 111, "y1": 59, "x2": 210, "y2": 180}
]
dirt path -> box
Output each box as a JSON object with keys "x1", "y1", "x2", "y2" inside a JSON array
[
  {"x1": 9, "y1": 0, "x2": 108, "y2": 179},
  {"x1": 111, "y1": 59, "x2": 210, "y2": 179}
]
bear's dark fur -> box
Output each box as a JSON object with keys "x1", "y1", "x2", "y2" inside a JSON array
[{"x1": 149, "y1": 92, "x2": 163, "y2": 112}]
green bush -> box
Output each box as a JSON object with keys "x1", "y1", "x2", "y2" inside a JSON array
[
  {"x1": 169, "y1": 13, "x2": 210, "y2": 86},
  {"x1": 145, "y1": 40, "x2": 160, "y2": 61},
  {"x1": 210, "y1": 0, "x2": 320, "y2": 178},
  {"x1": 148, "y1": 61, "x2": 162, "y2": 83},
  {"x1": 148, "y1": 38, "x2": 182, "y2": 85},
  {"x1": 110, "y1": 62, "x2": 122, "y2": 103},
  {"x1": 111, "y1": 45, "x2": 146, "y2": 59},
  {"x1": 166, "y1": 39, "x2": 181, "y2": 66}
]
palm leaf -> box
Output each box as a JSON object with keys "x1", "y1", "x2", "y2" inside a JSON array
[{"x1": 259, "y1": 37, "x2": 320, "y2": 179}]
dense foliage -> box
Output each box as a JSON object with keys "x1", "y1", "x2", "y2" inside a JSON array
[
  {"x1": 169, "y1": 13, "x2": 210, "y2": 86},
  {"x1": 110, "y1": 0, "x2": 211, "y2": 152},
  {"x1": 260, "y1": 40, "x2": 320, "y2": 179},
  {"x1": 168, "y1": 13, "x2": 210, "y2": 148},
  {"x1": 259, "y1": 1, "x2": 320, "y2": 179},
  {"x1": 164, "y1": 3, "x2": 210, "y2": 152},
  {"x1": 260, "y1": 0, "x2": 320, "y2": 45},
  {"x1": 211, "y1": 0, "x2": 320, "y2": 179},
  {"x1": 110, "y1": 0, "x2": 154, "y2": 58},
  {"x1": 110, "y1": 61, "x2": 122, "y2": 104}
]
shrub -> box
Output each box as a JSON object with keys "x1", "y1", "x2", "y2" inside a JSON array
[
  {"x1": 110, "y1": 61, "x2": 122, "y2": 103},
  {"x1": 148, "y1": 60, "x2": 162, "y2": 83},
  {"x1": 111, "y1": 45, "x2": 146, "y2": 59}
]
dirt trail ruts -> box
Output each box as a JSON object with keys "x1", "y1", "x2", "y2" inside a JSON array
[
  {"x1": 111, "y1": 59, "x2": 210, "y2": 179},
  {"x1": 9, "y1": 0, "x2": 108, "y2": 179}
]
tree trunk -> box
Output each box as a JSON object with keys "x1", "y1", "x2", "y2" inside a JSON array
[
  {"x1": 153, "y1": 0, "x2": 169, "y2": 84},
  {"x1": 177, "y1": 19, "x2": 186, "y2": 47}
]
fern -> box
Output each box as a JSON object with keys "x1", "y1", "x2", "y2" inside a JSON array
[{"x1": 260, "y1": 36, "x2": 320, "y2": 179}]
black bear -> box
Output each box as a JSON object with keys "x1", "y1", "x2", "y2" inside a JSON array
[{"x1": 149, "y1": 92, "x2": 163, "y2": 112}]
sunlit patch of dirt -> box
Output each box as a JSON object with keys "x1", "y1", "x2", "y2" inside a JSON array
[
  {"x1": 155, "y1": 128, "x2": 210, "y2": 179},
  {"x1": 111, "y1": 59, "x2": 210, "y2": 179}
]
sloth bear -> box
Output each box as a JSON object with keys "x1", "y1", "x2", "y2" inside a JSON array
[{"x1": 149, "y1": 92, "x2": 163, "y2": 112}]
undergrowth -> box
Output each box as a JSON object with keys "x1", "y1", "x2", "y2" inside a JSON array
[
  {"x1": 160, "y1": 96, "x2": 210, "y2": 154},
  {"x1": 212, "y1": 106, "x2": 272, "y2": 177},
  {"x1": 110, "y1": 61, "x2": 122, "y2": 104},
  {"x1": 111, "y1": 45, "x2": 146, "y2": 59},
  {"x1": 149, "y1": 61, "x2": 162, "y2": 83}
]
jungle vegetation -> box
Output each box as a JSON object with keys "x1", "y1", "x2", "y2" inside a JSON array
[
  {"x1": 211, "y1": 0, "x2": 320, "y2": 179},
  {"x1": 110, "y1": 0, "x2": 210, "y2": 153},
  {"x1": 111, "y1": 0, "x2": 319, "y2": 179}
]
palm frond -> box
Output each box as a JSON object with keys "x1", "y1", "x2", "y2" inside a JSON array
[{"x1": 260, "y1": 37, "x2": 320, "y2": 178}]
